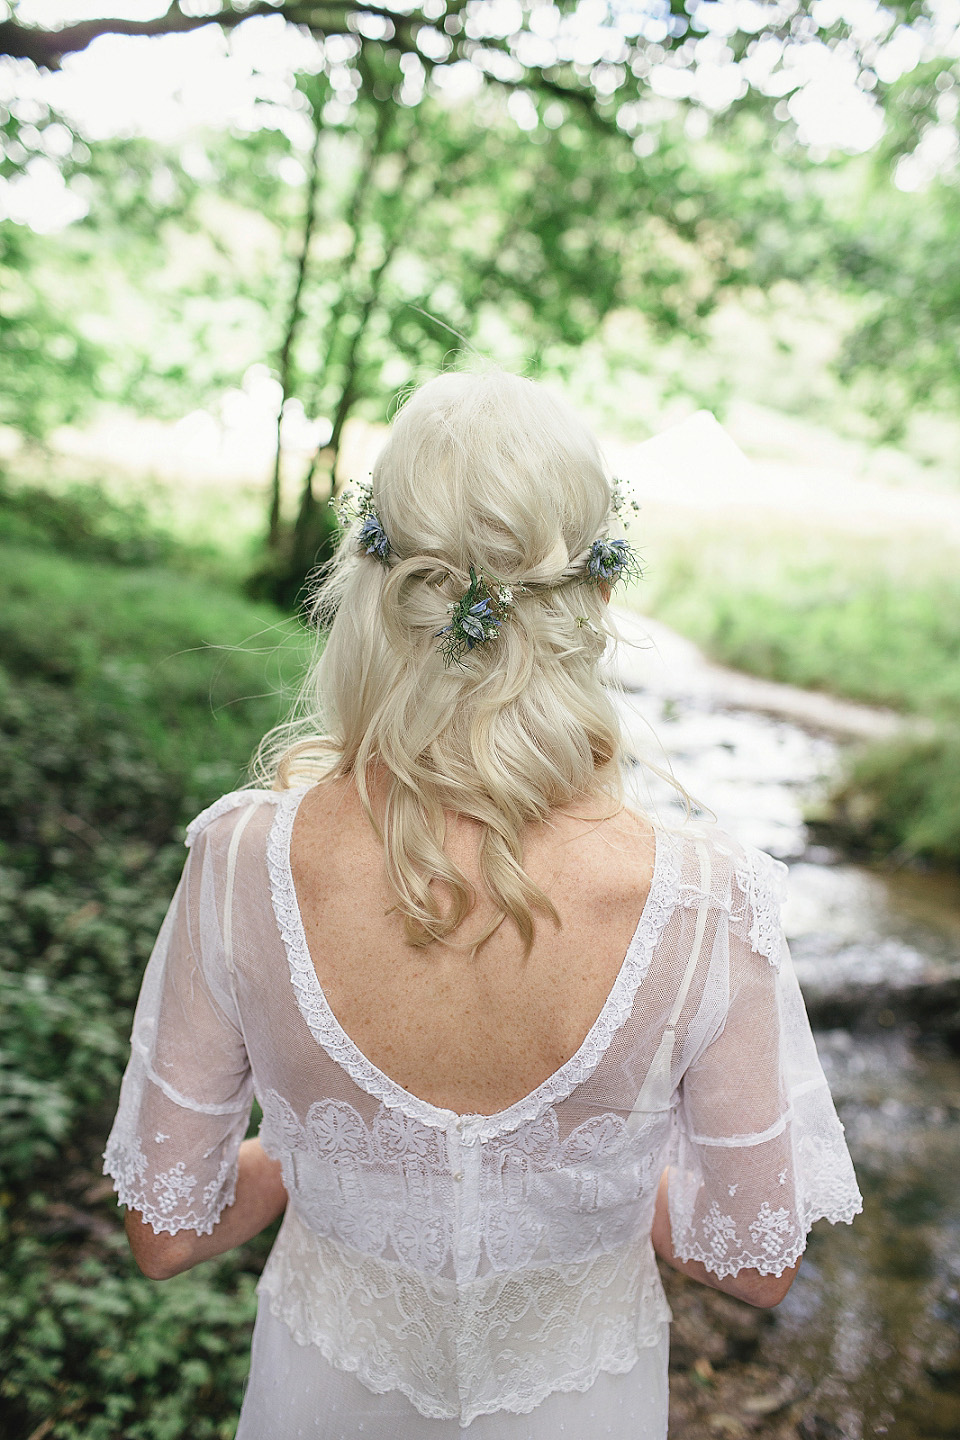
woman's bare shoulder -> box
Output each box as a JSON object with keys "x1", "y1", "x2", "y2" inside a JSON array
[{"x1": 534, "y1": 800, "x2": 658, "y2": 920}]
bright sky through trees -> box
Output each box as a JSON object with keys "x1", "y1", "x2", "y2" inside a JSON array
[{"x1": 2, "y1": 0, "x2": 958, "y2": 232}]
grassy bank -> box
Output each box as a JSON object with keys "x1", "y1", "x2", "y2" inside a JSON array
[
  {"x1": 0, "y1": 487, "x2": 311, "y2": 1438},
  {"x1": 631, "y1": 508, "x2": 960, "y2": 865}
]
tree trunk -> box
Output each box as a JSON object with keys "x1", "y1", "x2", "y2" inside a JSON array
[
  {"x1": 296, "y1": 98, "x2": 393, "y2": 484},
  {"x1": 267, "y1": 111, "x2": 324, "y2": 550},
  {"x1": 289, "y1": 236, "x2": 398, "y2": 577},
  {"x1": 290, "y1": 110, "x2": 415, "y2": 573}
]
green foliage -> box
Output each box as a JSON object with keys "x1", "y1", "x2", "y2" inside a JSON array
[
  {"x1": 640, "y1": 518, "x2": 960, "y2": 716},
  {"x1": 835, "y1": 173, "x2": 960, "y2": 431},
  {"x1": 0, "y1": 473, "x2": 184, "y2": 568},
  {"x1": 0, "y1": 543, "x2": 305, "y2": 781},
  {"x1": 290, "y1": 93, "x2": 811, "y2": 432},
  {"x1": 3, "y1": 1, "x2": 959, "y2": 466},
  {"x1": 78, "y1": 130, "x2": 293, "y2": 420},
  {"x1": 0, "y1": 534, "x2": 307, "y2": 1183},
  {"x1": 0, "y1": 225, "x2": 104, "y2": 441},
  {"x1": 256, "y1": 79, "x2": 825, "y2": 600},
  {"x1": 0, "y1": 0, "x2": 937, "y2": 119},
  {"x1": 0, "y1": 968, "x2": 126, "y2": 1181},
  {"x1": 0, "y1": 503, "x2": 309, "y2": 1436},
  {"x1": 0, "y1": 1231, "x2": 259, "y2": 1439},
  {"x1": 1, "y1": 106, "x2": 294, "y2": 440},
  {"x1": 824, "y1": 729, "x2": 960, "y2": 864}
]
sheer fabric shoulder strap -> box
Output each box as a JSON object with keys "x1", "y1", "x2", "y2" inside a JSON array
[
  {"x1": 222, "y1": 802, "x2": 260, "y2": 974},
  {"x1": 184, "y1": 788, "x2": 281, "y2": 848},
  {"x1": 629, "y1": 839, "x2": 712, "y2": 1121}
]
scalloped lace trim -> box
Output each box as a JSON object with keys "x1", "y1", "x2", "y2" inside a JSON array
[
  {"x1": 266, "y1": 788, "x2": 683, "y2": 1139},
  {"x1": 673, "y1": 1193, "x2": 863, "y2": 1279},
  {"x1": 257, "y1": 1212, "x2": 671, "y2": 1425},
  {"x1": 267, "y1": 1305, "x2": 664, "y2": 1426},
  {"x1": 102, "y1": 1134, "x2": 238, "y2": 1237},
  {"x1": 184, "y1": 788, "x2": 280, "y2": 848}
]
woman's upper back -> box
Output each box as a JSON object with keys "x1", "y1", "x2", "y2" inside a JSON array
[
  {"x1": 180, "y1": 779, "x2": 785, "y2": 1140},
  {"x1": 288, "y1": 776, "x2": 658, "y2": 1116}
]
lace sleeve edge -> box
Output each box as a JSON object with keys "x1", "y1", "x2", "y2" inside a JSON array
[
  {"x1": 102, "y1": 1144, "x2": 238, "y2": 1238},
  {"x1": 673, "y1": 1194, "x2": 863, "y2": 1279}
]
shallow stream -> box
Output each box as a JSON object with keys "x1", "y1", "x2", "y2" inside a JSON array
[{"x1": 610, "y1": 616, "x2": 960, "y2": 1440}]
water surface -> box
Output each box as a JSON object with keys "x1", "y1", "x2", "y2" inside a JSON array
[{"x1": 611, "y1": 625, "x2": 960, "y2": 1439}]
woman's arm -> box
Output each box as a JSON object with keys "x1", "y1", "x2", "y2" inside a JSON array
[
  {"x1": 124, "y1": 1138, "x2": 287, "y2": 1281},
  {"x1": 651, "y1": 1169, "x2": 799, "y2": 1309}
]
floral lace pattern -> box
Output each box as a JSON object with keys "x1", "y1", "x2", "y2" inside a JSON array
[
  {"x1": 259, "y1": 1089, "x2": 673, "y2": 1279},
  {"x1": 671, "y1": 1187, "x2": 860, "y2": 1280},
  {"x1": 701, "y1": 1201, "x2": 739, "y2": 1261},
  {"x1": 258, "y1": 1207, "x2": 672, "y2": 1426},
  {"x1": 104, "y1": 1119, "x2": 240, "y2": 1237},
  {"x1": 749, "y1": 1202, "x2": 795, "y2": 1258}
]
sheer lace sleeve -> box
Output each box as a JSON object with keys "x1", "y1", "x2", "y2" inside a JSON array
[
  {"x1": 103, "y1": 818, "x2": 254, "y2": 1236},
  {"x1": 668, "y1": 852, "x2": 862, "y2": 1279}
]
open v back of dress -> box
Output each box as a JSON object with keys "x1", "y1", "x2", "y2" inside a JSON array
[{"x1": 286, "y1": 778, "x2": 660, "y2": 1118}]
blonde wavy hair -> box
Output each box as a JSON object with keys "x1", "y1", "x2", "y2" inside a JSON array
[{"x1": 255, "y1": 369, "x2": 630, "y2": 953}]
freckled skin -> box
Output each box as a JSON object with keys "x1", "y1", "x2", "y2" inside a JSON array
[{"x1": 290, "y1": 775, "x2": 656, "y2": 1116}]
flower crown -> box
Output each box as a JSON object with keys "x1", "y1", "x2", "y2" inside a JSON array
[{"x1": 335, "y1": 478, "x2": 641, "y2": 667}]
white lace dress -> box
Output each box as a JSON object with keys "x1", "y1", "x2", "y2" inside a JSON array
[{"x1": 104, "y1": 787, "x2": 862, "y2": 1438}]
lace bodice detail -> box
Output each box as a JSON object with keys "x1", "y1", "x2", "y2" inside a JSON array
[
  {"x1": 257, "y1": 1208, "x2": 670, "y2": 1425},
  {"x1": 104, "y1": 787, "x2": 862, "y2": 1425},
  {"x1": 257, "y1": 1089, "x2": 671, "y2": 1278}
]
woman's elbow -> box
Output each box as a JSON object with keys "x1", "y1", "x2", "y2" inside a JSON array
[
  {"x1": 124, "y1": 1210, "x2": 197, "y2": 1280},
  {"x1": 133, "y1": 1253, "x2": 180, "y2": 1281},
  {"x1": 133, "y1": 1248, "x2": 190, "y2": 1282},
  {"x1": 729, "y1": 1257, "x2": 800, "y2": 1308}
]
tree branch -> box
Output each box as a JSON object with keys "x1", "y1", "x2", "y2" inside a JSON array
[
  {"x1": 0, "y1": 3, "x2": 408, "y2": 68},
  {"x1": 0, "y1": 0, "x2": 623, "y2": 131}
]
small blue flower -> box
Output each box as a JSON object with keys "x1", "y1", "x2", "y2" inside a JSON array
[
  {"x1": 436, "y1": 570, "x2": 509, "y2": 664},
  {"x1": 586, "y1": 538, "x2": 638, "y2": 585},
  {"x1": 359, "y1": 513, "x2": 391, "y2": 563},
  {"x1": 335, "y1": 479, "x2": 393, "y2": 564},
  {"x1": 460, "y1": 600, "x2": 499, "y2": 646}
]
